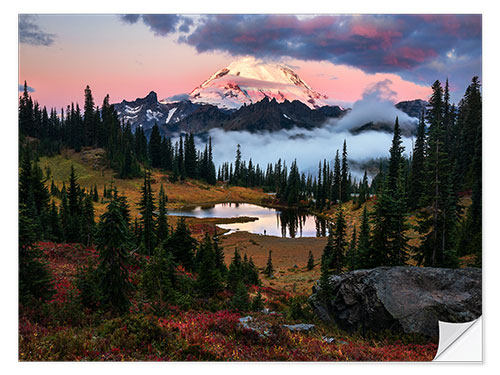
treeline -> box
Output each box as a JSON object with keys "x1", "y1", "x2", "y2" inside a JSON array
[
  {"x1": 218, "y1": 141, "x2": 362, "y2": 208},
  {"x1": 317, "y1": 77, "x2": 481, "y2": 288},
  {"x1": 18, "y1": 83, "x2": 216, "y2": 183}
]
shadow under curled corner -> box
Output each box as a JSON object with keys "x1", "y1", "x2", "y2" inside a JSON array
[{"x1": 433, "y1": 317, "x2": 482, "y2": 362}]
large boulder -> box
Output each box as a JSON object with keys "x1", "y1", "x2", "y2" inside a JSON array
[{"x1": 310, "y1": 266, "x2": 482, "y2": 337}]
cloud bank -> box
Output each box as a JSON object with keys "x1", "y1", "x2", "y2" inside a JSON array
[
  {"x1": 207, "y1": 128, "x2": 413, "y2": 180},
  {"x1": 120, "y1": 14, "x2": 481, "y2": 88},
  {"x1": 120, "y1": 14, "x2": 193, "y2": 35},
  {"x1": 333, "y1": 79, "x2": 418, "y2": 132}
]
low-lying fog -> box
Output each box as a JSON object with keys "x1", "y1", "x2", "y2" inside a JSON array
[{"x1": 203, "y1": 80, "x2": 420, "y2": 179}]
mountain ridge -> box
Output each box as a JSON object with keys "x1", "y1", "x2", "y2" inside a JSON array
[{"x1": 114, "y1": 91, "x2": 425, "y2": 137}]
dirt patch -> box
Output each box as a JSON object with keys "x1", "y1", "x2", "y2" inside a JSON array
[{"x1": 220, "y1": 231, "x2": 327, "y2": 294}]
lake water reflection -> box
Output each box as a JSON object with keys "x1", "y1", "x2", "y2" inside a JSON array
[{"x1": 169, "y1": 203, "x2": 329, "y2": 238}]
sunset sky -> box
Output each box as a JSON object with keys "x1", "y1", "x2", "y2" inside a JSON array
[{"x1": 18, "y1": 14, "x2": 482, "y2": 109}]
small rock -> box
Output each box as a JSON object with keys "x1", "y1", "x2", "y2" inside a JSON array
[
  {"x1": 261, "y1": 308, "x2": 277, "y2": 315},
  {"x1": 283, "y1": 323, "x2": 315, "y2": 332},
  {"x1": 322, "y1": 336, "x2": 348, "y2": 345}
]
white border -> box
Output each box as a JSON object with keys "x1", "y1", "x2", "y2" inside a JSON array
[{"x1": 2, "y1": 1, "x2": 498, "y2": 373}]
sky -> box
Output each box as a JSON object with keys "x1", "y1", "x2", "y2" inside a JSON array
[{"x1": 18, "y1": 14, "x2": 481, "y2": 110}]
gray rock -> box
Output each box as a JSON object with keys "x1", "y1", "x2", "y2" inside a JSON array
[
  {"x1": 238, "y1": 316, "x2": 270, "y2": 337},
  {"x1": 322, "y1": 336, "x2": 348, "y2": 345},
  {"x1": 239, "y1": 316, "x2": 253, "y2": 324},
  {"x1": 310, "y1": 266, "x2": 482, "y2": 337},
  {"x1": 283, "y1": 324, "x2": 315, "y2": 332}
]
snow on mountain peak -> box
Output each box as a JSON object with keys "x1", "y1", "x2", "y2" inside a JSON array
[{"x1": 189, "y1": 57, "x2": 329, "y2": 110}]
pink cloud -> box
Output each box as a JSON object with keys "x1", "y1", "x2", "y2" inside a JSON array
[{"x1": 290, "y1": 59, "x2": 432, "y2": 105}]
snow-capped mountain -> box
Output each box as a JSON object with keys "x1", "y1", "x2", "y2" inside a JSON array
[{"x1": 188, "y1": 57, "x2": 329, "y2": 110}]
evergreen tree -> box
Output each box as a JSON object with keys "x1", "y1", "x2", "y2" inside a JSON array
[
  {"x1": 330, "y1": 206, "x2": 347, "y2": 274},
  {"x1": 340, "y1": 140, "x2": 350, "y2": 202},
  {"x1": 241, "y1": 254, "x2": 260, "y2": 286},
  {"x1": 456, "y1": 78, "x2": 482, "y2": 264},
  {"x1": 184, "y1": 133, "x2": 198, "y2": 179},
  {"x1": 346, "y1": 227, "x2": 358, "y2": 271},
  {"x1": 170, "y1": 158, "x2": 180, "y2": 182},
  {"x1": 50, "y1": 179, "x2": 59, "y2": 197},
  {"x1": 92, "y1": 183, "x2": 99, "y2": 202},
  {"x1": 19, "y1": 205, "x2": 54, "y2": 305},
  {"x1": 357, "y1": 170, "x2": 369, "y2": 206},
  {"x1": 149, "y1": 124, "x2": 162, "y2": 168},
  {"x1": 195, "y1": 234, "x2": 223, "y2": 297},
  {"x1": 83, "y1": 85, "x2": 95, "y2": 145},
  {"x1": 285, "y1": 160, "x2": 301, "y2": 205},
  {"x1": 19, "y1": 146, "x2": 50, "y2": 237},
  {"x1": 318, "y1": 252, "x2": 332, "y2": 301},
  {"x1": 137, "y1": 171, "x2": 157, "y2": 255},
  {"x1": 457, "y1": 104, "x2": 482, "y2": 263},
  {"x1": 161, "y1": 136, "x2": 174, "y2": 171},
  {"x1": 251, "y1": 290, "x2": 264, "y2": 311},
  {"x1": 386, "y1": 118, "x2": 403, "y2": 192},
  {"x1": 141, "y1": 244, "x2": 178, "y2": 303},
  {"x1": 207, "y1": 137, "x2": 217, "y2": 185},
  {"x1": 263, "y1": 250, "x2": 274, "y2": 277},
  {"x1": 416, "y1": 80, "x2": 459, "y2": 268},
  {"x1": 457, "y1": 77, "x2": 482, "y2": 190},
  {"x1": 82, "y1": 194, "x2": 95, "y2": 246},
  {"x1": 75, "y1": 260, "x2": 102, "y2": 311},
  {"x1": 65, "y1": 165, "x2": 82, "y2": 243},
  {"x1": 19, "y1": 81, "x2": 34, "y2": 137},
  {"x1": 166, "y1": 217, "x2": 197, "y2": 271},
  {"x1": 47, "y1": 200, "x2": 63, "y2": 242},
  {"x1": 371, "y1": 118, "x2": 409, "y2": 267},
  {"x1": 321, "y1": 226, "x2": 335, "y2": 270},
  {"x1": 213, "y1": 233, "x2": 227, "y2": 276},
  {"x1": 233, "y1": 144, "x2": 242, "y2": 184},
  {"x1": 408, "y1": 111, "x2": 427, "y2": 209},
  {"x1": 231, "y1": 281, "x2": 250, "y2": 311},
  {"x1": 156, "y1": 184, "x2": 169, "y2": 245},
  {"x1": 95, "y1": 195, "x2": 133, "y2": 313},
  {"x1": 227, "y1": 248, "x2": 242, "y2": 291},
  {"x1": 307, "y1": 250, "x2": 315, "y2": 270},
  {"x1": 178, "y1": 136, "x2": 186, "y2": 180},
  {"x1": 356, "y1": 206, "x2": 372, "y2": 269}
]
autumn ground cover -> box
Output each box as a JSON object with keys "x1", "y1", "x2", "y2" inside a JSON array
[{"x1": 19, "y1": 242, "x2": 438, "y2": 361}]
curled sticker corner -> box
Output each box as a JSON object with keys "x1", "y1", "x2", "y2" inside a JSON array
[{"x1": 433, "y1": 316, "x2": 482, "y2": 362}]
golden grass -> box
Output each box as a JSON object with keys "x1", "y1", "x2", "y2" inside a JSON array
[{"x1": 39, "y1": 148, "x2": 269, "y2": 219}]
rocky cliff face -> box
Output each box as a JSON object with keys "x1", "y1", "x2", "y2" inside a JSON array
[
  {"x1": 114, "y1": 92, "x2": 201, "y2": 133},
  {"x1": 310, "y1": 266, "x2": 482, "y2": 337},
  {"x1": 395, "y1": 99, "x2": 428, "y2": 119}
]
